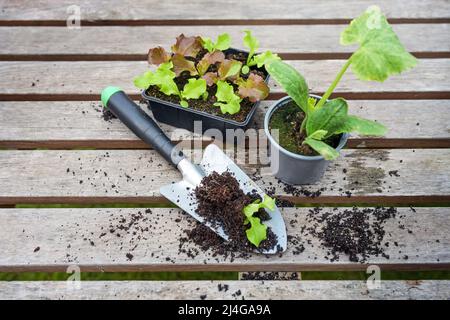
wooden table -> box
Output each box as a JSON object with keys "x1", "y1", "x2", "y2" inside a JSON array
[{"x1": 0, "y1": 0, "x2": 449, "y2": 300}]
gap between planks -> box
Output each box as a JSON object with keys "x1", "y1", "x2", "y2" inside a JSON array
[
  {"x1": 1, "y1": 196, "x2": 449, "y2": 206},
  {"x1": 2, "y1": 92, "x2": 450, "y2": 101},
  {"x1": 1, "y1": 139, "x2": 449, "y2": 150},
  {"x1": 1, "y1": 18, "x2": 450, "y2": 27},
  {"x1": 1, "y1": 52, "x2": 449, "y2": 61}
]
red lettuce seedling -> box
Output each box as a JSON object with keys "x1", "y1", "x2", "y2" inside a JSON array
[
  {"x1": 171, "y1": 54, "x2": 198, "y2": 76},
  {"x1": 266, "y1": 6, "x2": 417, "y2": 160},
  {"x1": 148, "y1": 46, "x2": 171, "y2": 65},
  {"x1": 236, "y1": 73, "x2": 269, "y2": 103},
  {"x1": 197, "y1": 51, "x2": 225, "y2": 76},
  {"x1": 171, "y1": 34, "x2": 204, "y2": 58},
  {"x1": 243, "y1": 195, "x2": 276, "y2": 247}
]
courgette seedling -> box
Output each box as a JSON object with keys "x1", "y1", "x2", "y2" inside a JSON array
[{"x1": 266, "y1": 6, "x2": 417, "y2": 159}]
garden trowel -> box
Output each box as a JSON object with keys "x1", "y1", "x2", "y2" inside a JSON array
[{"x1": 101, "y1": 87, "x2": 287, "y2": 254}]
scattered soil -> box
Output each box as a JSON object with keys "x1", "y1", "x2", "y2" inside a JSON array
[
  {"x1": 269, "y1": 99, "x2": 342, "y2": 156},
  {"x1": 145, "y1": 49, "x2": 268, "y2": 123},
  {"x1": 193, "y1": 171, "x2": 278, "y2": 253},
  {"x1": 304, "y1": 207, "x2": 398, "y2": 262},
  {"x1": 240, "y1": 272, "x2": 300, "y2": 280},
  {"x1": 102, "y1": 107, "x2": 117, "y2": 122}
]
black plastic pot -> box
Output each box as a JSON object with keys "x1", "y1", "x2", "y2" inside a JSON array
[
  {"x1": 264, "y1": 95, "x2": 349, "y2": 185},
  {"x1": 141, "y1": 48, "x2": 269, "y2": 136}
]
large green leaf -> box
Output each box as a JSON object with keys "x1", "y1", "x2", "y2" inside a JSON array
[
  {"x1": 308, "y1": 129, "x2": 328, "y2": 141},
  {"x1": 340, "y1": 5, "x2": 417, "y2": 82},
  {"x1": 303, "y1": 138, "x2": 340, "y2": 160},
  {"x1": 265, "y1": 60, "x2": 309, "y2": 113},
  {"x1": 342, "y1": 115, "x2": 387, "y2": 136},
  {"x1": 306, "y1": 98, "x2": 348, "y2": 137}
]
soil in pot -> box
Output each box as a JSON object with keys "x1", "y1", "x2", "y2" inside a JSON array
[
  {"x1": 269, "y1": 100, "x2": 342, "y2": 156},
  {"x1": 193, "y1": 171, "x2": 277, "y2": 252},
  {"x1": 145, "y1": 50, "x2": 268, "y2": 123}
]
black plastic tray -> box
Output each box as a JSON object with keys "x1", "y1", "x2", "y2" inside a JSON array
[{"x1": 141, "y1": 48, "x2": 269, "y2": 136}]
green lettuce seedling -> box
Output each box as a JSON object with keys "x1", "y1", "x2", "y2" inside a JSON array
[
  {"x1": 134, "y1": 62, "x2": 206, "y2": 108},
  {"x1": 242, "y1": 195, "x2": 275, "y2": 247},
  {"x1": 241, "y1": 30, "x2": 281, "y2": 74},
  {"x1": 214, "y1": 80, "x2": 242, "y2": 115},
  {"x1": 201, "y1": 33, "x2": 231, "y2": 53},
  {"x1": 266, "y1": 6, "x2": 417, "y2": 160}
]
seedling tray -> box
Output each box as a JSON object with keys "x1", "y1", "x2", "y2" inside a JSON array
[{"x1": 141, "y1": 48, "x2": 269, "y2": 136}]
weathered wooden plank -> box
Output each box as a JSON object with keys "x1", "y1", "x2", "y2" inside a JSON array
[
  {"x1": 0, "y1": 207, "x2": 448, "y2": 271},
  {"x1": 0, "y1": 281, "x2": 448, "y2": 300},
  {"x1": 1, "y1": 0, "x2": 449, "y2": 21},
  {"x1": 0, "y1": 100, "x2": 448, "y2": 149},
  {"x1": 0, "y1": 60, "x2": 448, "y2": 98},
  {"x1": 0, "y1": 149, "x2": 448, "y2": 204},
  {"x1": 1, "y1": 24, "x2": 449, "y2": 56}
]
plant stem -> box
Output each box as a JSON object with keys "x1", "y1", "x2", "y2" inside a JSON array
[
  {"x1": 315, "y1": 56, "x2": 353, "y2": 109},
  {"x1": 300, "y1": 115, "x2": 307, "y2": 134}
]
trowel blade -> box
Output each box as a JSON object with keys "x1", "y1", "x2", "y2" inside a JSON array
[{"x1": 160, "y1": 144, "x2": 287, "y2": 254}]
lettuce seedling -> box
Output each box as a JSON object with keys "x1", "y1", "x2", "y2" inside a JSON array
[
  {"x1": 135, "y1": 32, "x2": 271, "y2": 115},
  {"x1": 214, "y1": 80, "x2": 242, "y2": 115},
  {"x1": 180, "y1": 78, "x2": 207, "y2": 107},
  {"x1": 218, "y1": 59, "x2": 242, "y2": 80},
  {"x1": 171, "y1": 34, "x2": 204, "y2": 58},
  {"x1": 147, "y1": 46, "x2": 171, "y2": 65},
  {"x1": 197, "y1": 50, "x2": 225, "y2": 76},
  {"x1": 242, "y1": 195, "x2": 275, "y2": 247},
  {"x1": 134, "y1": 62, "x2": 206, "y2": 108},
  {"x1": 201, "y1": 33, "x2": 231, "y2": 53},
  {"x1": 241, "y1": 30, "x2": 281, "y2": 74},
  {"x1": 266, "y1": 6, "x2": 416, "y2": 160},
  {"x1": 236, "y1": 73, "x2": 269, "y2": 103}
]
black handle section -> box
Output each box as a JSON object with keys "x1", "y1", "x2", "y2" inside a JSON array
[{"x1": 107, "y1": 91, "x2": 185, "y2": 166}]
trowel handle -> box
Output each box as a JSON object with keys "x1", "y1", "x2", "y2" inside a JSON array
[{"x1": 101, "y1": 87, "x2": 185, "y2": 167}]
